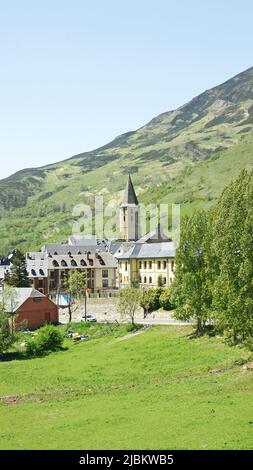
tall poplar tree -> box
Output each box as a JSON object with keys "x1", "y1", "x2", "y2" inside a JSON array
[
  {"x1": 171, "y1": 210, "x2": 213, "y2": 335},
  {"x1": 212, "y1": 169, "x2": 253, "y2": 344}
]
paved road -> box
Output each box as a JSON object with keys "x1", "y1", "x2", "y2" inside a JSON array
[
  {"x1": 59, "y1": 311, "x2": 193, "y2": 326},
  {"x1": 59, "y1": 298, "x2": 194, "y2": 326}
]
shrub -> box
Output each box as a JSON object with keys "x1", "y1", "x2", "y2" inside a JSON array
[
  {"x1": 26, "y1": 325, "x2": 63, "y2": 356},
  {"x1": 140, "y1": 288, "x2": 162, "y2": 315},
  {"x1": 126, "y1": 323, "x2": 143, "y2": 333},
  {"x1": 0, "y1": 307, "x2": 13, "y2": 354},
  {"x1": 25, "y1": 338, "x2": 38, "y2": 357},
  {"x1": 233, "y1": 358, "x2": 248, "y2": 366},
  {"x1": 159, "y1": 288, "x2": 174, "y2": 311}
]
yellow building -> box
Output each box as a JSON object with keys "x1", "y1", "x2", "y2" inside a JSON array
[{"x1": 117, "y1": 240, "x2": 175, "y2": 289}]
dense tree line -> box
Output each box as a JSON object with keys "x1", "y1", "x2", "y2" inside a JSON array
[{"x1": 171, "y1": 169, "x2": 253, "y2": 347}]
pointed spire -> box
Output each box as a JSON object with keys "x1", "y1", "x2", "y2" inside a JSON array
[{"x1": 122, "y1": 175, "x2": 139, "y2": 206}]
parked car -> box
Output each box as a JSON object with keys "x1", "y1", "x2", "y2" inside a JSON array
[{"x1": 81, "y1": 313, "x2": 97, "y2": 323}]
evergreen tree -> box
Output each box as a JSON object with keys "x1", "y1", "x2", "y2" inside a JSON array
[{"x1": 6, "y1": 250, "x2": 30, "y2": 288}]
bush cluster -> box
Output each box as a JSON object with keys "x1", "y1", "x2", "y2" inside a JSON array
[
  {"x1": 26, "y1": 324, "x2": 64, "y2": 357},
  {"x1": 140, "y1": 287, "x2": 174, "y2": 315}
]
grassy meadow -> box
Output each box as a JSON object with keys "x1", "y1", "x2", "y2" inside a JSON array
[{"x1": 0, "y1": 324, "x2": 252, "y2": 450}]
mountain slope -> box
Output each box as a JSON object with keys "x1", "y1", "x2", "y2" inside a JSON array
[{"x1": 1, "y1": 66, "x2": 253, "y2": 253}]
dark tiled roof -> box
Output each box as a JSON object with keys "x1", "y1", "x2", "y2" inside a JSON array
[
  {"x1": 116, "y1": 242, "x2": 175, "y2": 259},
  {"x1": 42, "y1": 244, "x2": 108, "y2": 255},
  {"x1": 47, "y1": 252, "x2": 117, "y2": 269},
  {"x1": 121, "y1": 175, "x2": 139, "y2": 206},
  {"x1": 137, "y1": 224, "x2": 172, "y2": 243}
]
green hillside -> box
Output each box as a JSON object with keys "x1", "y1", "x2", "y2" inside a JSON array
[{"x1": 1, "y1": 66, "x2": 253, "y2": 253}]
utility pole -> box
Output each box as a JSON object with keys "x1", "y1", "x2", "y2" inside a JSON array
[{"x1": 84, "y1": 288, "x2": 87, "y2": 321}]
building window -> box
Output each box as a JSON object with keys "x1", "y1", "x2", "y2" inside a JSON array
[
  {"x1": 144, "y1": 261, "x2": 147, "y2": 269},
  {"x1": 33, "y1": 298, "x2": 41, "y2": 304},
  {"x1": 139, "y1": 261, "x2": 142, "y2": 269},
  {"x1": 102, "y1": 269, "x2": 108, "y2": 278},
  {"x1": 164, "y1": 277, "x2": 167, "y2": 285},
  {"x1": 102, "y1": 279, "x2": 108, "y2": 288},
  {"x1": 149, "y1": 261, "x2": 152, "y2": 269},
  {"x1": 171, "y1": 261, "x2": 175, "y2": 272},
  {"x1": 158, "y1": 261, "x2": 161, "y2": 269},
  {"x1": 125, "y1": 262, "x2": 128, "y2": 271},
  {"x1": 163, "y1": 261, "x2": 167, "y2": 269},
  {"x1": 143, "y1": 276, "x2": 147, "y2": 283},
  {"x1": 149, "y1": 276, "x2": 152, "y2": 284},
  {"x1": 61, "y1": 260, "x2": 67, "y2": 267}
]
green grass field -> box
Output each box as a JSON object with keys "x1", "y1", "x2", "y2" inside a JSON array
[{"x1": 0, "y1": 324, "x2": 252, "y2": 450}]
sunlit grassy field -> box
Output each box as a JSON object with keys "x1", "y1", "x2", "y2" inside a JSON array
[{"x1": 0, "y1": 324, "x2": 252, "y2": 450}]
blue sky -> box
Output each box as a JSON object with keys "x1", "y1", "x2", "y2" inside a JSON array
[{"x1": 0, "y1": 0, "x2": 252, "y2": 179}]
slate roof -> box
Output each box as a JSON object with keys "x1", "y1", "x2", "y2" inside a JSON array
[
  {"x1": 26, "y1": 252, "x2": 48, "y2": 278},
  {"x1": 116, "y1": 241, "x2": 175, "y2": 259},
  {"x1": 137, "y1": 224, "x2": 172, "y2": 243},
  {"x1": 107, "y1": 241, "x2": 124, "y2": 255},
  {"x1": 26, "y1": 250, "x2": 118, "y2": 277},
  {"x1": 42, "y1": 244, "x2": 108, "y2": 255},
  {"x1": 47, "y1": 252, "x2": 118, "y2": 270},
  {"x1": 121, "y1": 175, "x2": 139, "y2": 206},
  {"x1": 0, "y1": 265, "x2": 10, "y2": 280},
  {"x1": 3, "y1": 288, "x2": 46, "y2": 313},
  {"x1": 68, "y1": 236, "x2": 109, "y2": 248}
]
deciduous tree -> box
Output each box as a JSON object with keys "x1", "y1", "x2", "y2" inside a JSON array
[
  {"x1": 67, "y1": 271, "x2": 87, "y2": 323},
  {"x1": 118, "y1": 287, "x2": 142, "y2": 325},
  {"x1": 171, "y1": 210, "x2": 213, "y2": 335}
]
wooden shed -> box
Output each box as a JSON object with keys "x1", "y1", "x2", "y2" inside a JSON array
[{"x1": 5, "y1": 287, "x2": 58, "y2": 330}]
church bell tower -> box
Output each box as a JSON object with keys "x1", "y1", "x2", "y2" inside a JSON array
[{"x1": 119, "y1": 175, "x2": 141, "y2": 241}]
